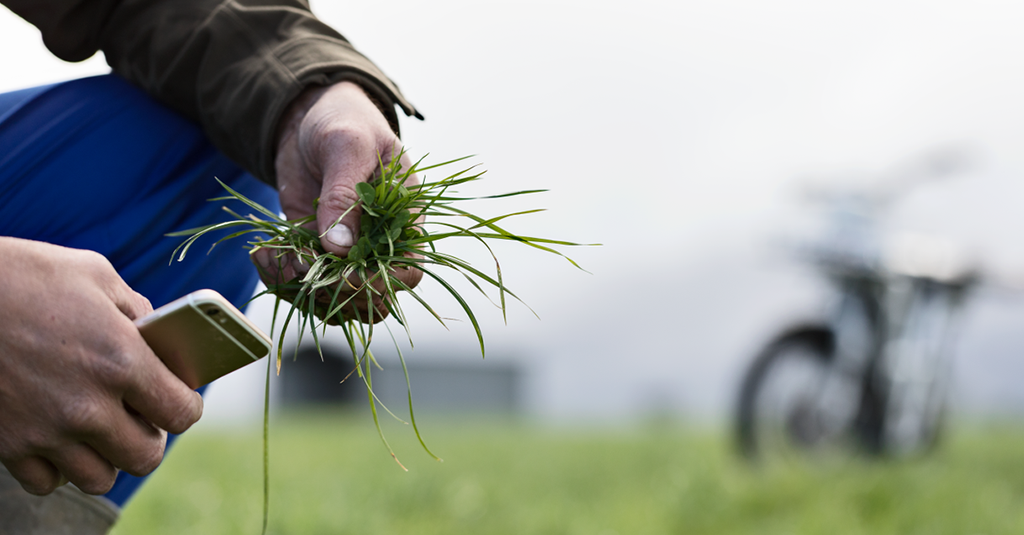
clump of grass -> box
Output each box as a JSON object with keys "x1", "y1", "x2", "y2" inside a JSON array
[{"x1": 169, "y1": 151, "x2": 592, "y2": 532}]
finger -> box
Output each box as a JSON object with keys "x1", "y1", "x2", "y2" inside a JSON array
[
  {"x1": 321, "y1": 272, "x2": 385, "y2": 304},
  {"x1": 122, "y1": 339, "x2": 204, "y2": 434},
  {"x1": 275, "y1": 86, "x2": 326, "y2": 222},
  {"x1": 251, "y1": 248, "x2": 277, "y2": 285},
  {"x1": 47, "y1": 443, "x2": 118, "y2": 495},
  {"x1": 118, "y1": 291, "x2": 154, "y2": 322},
  {"x1": 78, "y1": 249, "x2": 154, "y2": 321},
  {"x1": 277, "y1": 166, "x2": 321, "y2": 222},
  {"x1": 306, "y1": 281, "x2": 386, "y2": 324},
  {"x1": 87, "y1": 408, "x2": 166, "y2": 477},
  {"x1": 351, "y1": 262, "x2": 422, "y2": 296},
  {"x1": 95, "y1": 260, "x2": 153, "y2": 322},
  {"x1": 388, "y1": 262, "x2": 424, "y2": 292},
  {"x1": 317, "y1": 176, "x2": 366, "y2": 255},
  {"x1": 252, "y1": 248, "x2": 286, "y2": 285},
  {"x1": 4, "y1": 456, "x2": 62, "y2": 495},
  {"x1": 326, "y1": 290, "x2": 390, "y2": 323},
  {"x1": 316, "y1": 141, "x2": 405, "y2": 255}
]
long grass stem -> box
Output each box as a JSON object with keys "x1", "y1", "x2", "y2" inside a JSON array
[{"x1": 170, "y1": 151, "x2": 594, "y2": 530}]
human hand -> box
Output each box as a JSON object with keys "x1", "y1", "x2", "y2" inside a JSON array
[
  {"x1": 0, "y1": 238, "x2": 203, "y2": 495},
  {"x1": 253, "y1": 81, "x2": 423, "y2": 322}
]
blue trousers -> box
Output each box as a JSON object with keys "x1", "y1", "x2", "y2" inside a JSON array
[{"x1": 0, "y1": 74, "x2": 279, "y2": 507}]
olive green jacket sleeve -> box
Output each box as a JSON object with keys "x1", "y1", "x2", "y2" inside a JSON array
[{"x1": 2, "y1": 0, "x2": 422, "y2": 185}]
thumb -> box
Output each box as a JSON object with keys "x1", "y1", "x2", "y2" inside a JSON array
[
  {"x1": 316, "y1": 148, "x2": 418, "y2": 255},
  {"x1": 317, "y1": 173, "x2": 367, "y2": 256}
]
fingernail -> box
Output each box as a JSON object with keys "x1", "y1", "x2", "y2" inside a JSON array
[
  {"x1": 194, "y1": 392, "x2": 205, "y2": 419},
  {"x1": 325, "y1": 225, "x2": 354, "y2": 248}
]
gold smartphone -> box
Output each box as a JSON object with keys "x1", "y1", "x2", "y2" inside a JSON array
[{"x1": 134, "y1": 289, "x2": 271, "y2": 389}]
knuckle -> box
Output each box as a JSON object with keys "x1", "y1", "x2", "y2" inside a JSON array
[
  {"x1": 0, "y1": 436, "x2": 29, "y2": 460},
  {"x1": 59, "y1": 399, "x2": 108, "y2": 436},
  {"x1": 308, "y1": 121, "x2": 374, "y2": 160},
  {"x1": 76, "y1": 250, "x2": 131, "y2": 302},
  {"x1": 320, "y1": 121, "x2": 373, "y2": 146},
  {"x1": 16, "y1": 435, "x2": 48, "y2": 458},
  {"x1": 88, "y1": 346, "x2": 134, "y2": 387},
  {"x1": 21, "y1": 478, "x2": 58, "y2": 496},
  {"x1": 162, "y1": 394, "x2": 202, "y2": 434},
  {"x1": 124, "y1": 440, "x2": 165, "y2": 476},
  {"x1": 76, "y1": 470, "x2": 117, "y2": 495},
  {"x1": 75, "y1": 249, "x2": 114, "y2": 279},
  {"x1": 380, "y1": 140, "x2": 406, "y2": 162},
  {"x1": 400, "y1": 266, "x2": 423, "y2": 289},
  {"x1": 5, "y1": 458, "x2": 60, "y2": 496},
  {"x1": 318, "y1": 187, "x2": 360, "y2": 215},
  {"x1": 134, "y1": 293, "x2": 154, "y2": 316}
]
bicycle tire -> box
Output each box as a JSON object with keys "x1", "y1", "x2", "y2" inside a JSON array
[{"x1": 735, "y1": 325, "x2": 836, "y2": 460}]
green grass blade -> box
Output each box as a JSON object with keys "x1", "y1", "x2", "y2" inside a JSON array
[
  {"x1": 418, "y1": 265, "x2": 485, "y2": 358},
  {"x1": 261, "y1": 351, "x2": 272, "y2": 535},
  {"x1": 214, "y1": 177, "x2": 286, "y2": 223},
  {"x1": 384, "y1": 321, "x2": 441, "y2": 461}
]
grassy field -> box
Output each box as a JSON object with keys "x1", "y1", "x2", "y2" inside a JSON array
[{"x1": 111, "y1": 411, "x2": 1024, "y2": 535}]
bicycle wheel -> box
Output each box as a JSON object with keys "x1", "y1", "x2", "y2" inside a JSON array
[{"x1": 736, "y1": 326, "x2": 863, "y2": 461}]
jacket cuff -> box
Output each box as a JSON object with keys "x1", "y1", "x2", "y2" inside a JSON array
[
  {"x1": 99, "y1": 1, "x2": 424, "y2": 186},
  {"x1": 211, "y1": 35, "x2": 422, "y2": 186}
]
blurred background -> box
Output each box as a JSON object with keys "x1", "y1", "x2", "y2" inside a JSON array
[{"x1": 5, "y1": 1, "x2": 1024, "y2": 533}]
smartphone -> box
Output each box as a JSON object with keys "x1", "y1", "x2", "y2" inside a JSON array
[{"x1": 134, "y1": 289, "x2": 272, "y2": 389}]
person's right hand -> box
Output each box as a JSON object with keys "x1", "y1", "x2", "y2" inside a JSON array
[
  {"x1": 252, "y1": 81, "x2": 423, "y2": 323},
  {"x1": 0, "y1": 237, "x2": 203, "y2": 496}
]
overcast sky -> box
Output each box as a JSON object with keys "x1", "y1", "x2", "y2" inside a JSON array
[
  {"x1": 4, "y1": 1, "x2": 1024, "y2": 421},
  {"x1": 5, "y1": 1, "x2": 1024, "y2": 262}
]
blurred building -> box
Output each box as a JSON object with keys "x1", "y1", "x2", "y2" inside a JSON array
[{"x1": 276, "y1": 345, "x2": 523, "y2": 415}]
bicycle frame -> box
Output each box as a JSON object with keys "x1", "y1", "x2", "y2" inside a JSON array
[{"x1": 811, "y1": 258, "x2": 974, "y2": 456}]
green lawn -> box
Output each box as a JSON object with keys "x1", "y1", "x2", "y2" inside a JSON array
[{"x1": 111, "y1": 411, "x2": 1024, "y2": 535}]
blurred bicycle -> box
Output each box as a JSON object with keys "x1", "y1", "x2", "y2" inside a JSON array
[{"x1": 735, "y1": 150, "x2": 980, "y2": 461}]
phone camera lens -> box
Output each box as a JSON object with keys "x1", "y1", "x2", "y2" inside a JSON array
[{"x1": 205, "y1": 308, "x2": 221, "y2": 317}]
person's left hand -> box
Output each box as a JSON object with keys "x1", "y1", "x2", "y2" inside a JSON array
[{"x1": 251, "y1": 81, "x2": 422, "y2": 322}]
